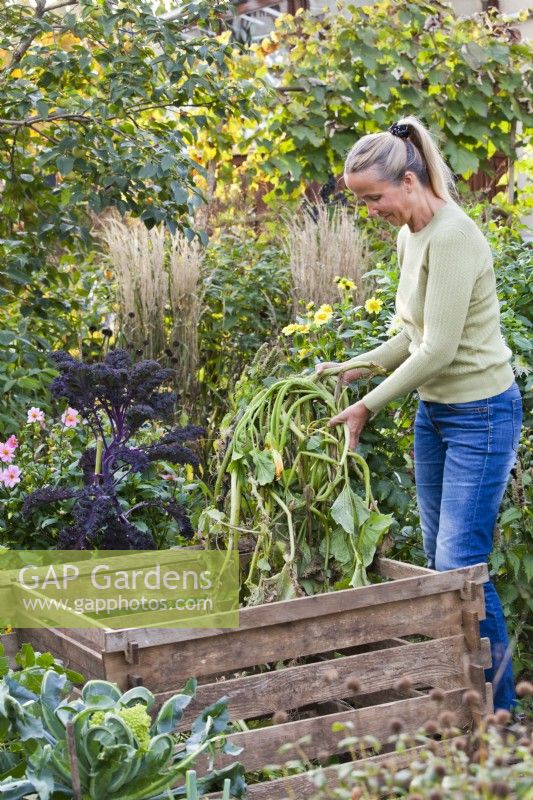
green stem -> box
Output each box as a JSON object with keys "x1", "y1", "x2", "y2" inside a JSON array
[{"x1": 271, "y1": 492, "x2": 296, "y2": 564}]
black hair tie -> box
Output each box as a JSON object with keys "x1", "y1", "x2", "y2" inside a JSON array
[{"x1": 389, "y1": 122, "x2": 410, "y2": 139}]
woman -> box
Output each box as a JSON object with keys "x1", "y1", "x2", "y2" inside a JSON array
[{"x1": 316, "y1": 116, "x2": 522, "y2": 712}]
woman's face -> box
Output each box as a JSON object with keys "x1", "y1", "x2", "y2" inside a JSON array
[{"x1": 344, "y1": 169, "x2": 412, "y2": 227}]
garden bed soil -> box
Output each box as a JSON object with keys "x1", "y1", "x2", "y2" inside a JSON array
[{"x1": 17, "y1": 556, "x2": 492, "y2": 799}]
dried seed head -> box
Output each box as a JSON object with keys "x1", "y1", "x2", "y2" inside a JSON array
[
  {"x1": 516, "y1": 681, "x2": 533, "y2": 698},
  {"x1": 453, "y1": 736, "x2": 468, "y2": 751},
  {"x1": 317, "y1": 749, "x2": 330, "y2": 763},
  {"x1": 433, "y1": 763, "x2": 446, "y2": 779},
  {"x1": 485, "y1": 713, "x2": 497, "y2": 727},
  {"x1": 429, "y1": 790, "x2": 443, "y2": 800},
  {"x1": 323, "y1": 668, "x2": 339, "y2": 684},
  {"x1": 423, "y1": 719, "x2": 439, "y2": 736},
  {"x1": 429, "y1": 688, "x2": 445, "y2": 703},
  {"x1": 462, "y1": 689, "x2": 482, "y2": 708},
  {"x1": 346, "y1": 676, "x2": 361, "y2": 692},
  {"x1": 471, "y1": 750, "x2": 481, "y2": 764},
  {"x1": 489, "y1": 780, "x2": 511, "y2": 797},
  {"x1": 272, "y1": 710, "x2": 288, "y2": 725},
  {"x1": 437, "y1": 710, "x2": 455, "y2": 729},
  {"x1": 394, "y1": 675, "x2": 413, "y2": 692},
  {"x1": 494, "y1": 709, "x2": 511, "y2": 726},
  {"x1": 494, "y1": 755, "x2": 504, "y2": 768},
  {"x1": 128, "y1": 311, "x2": 136, "y2": 318},
  {"x1": 389, "y1": 716, "x2": 404, "y2": 734}
]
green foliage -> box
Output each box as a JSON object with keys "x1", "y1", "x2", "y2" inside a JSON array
[
  {"x1": 0, "y1": 0, "x2": 260, "y2": 432},
  {"x1": 0, "y1": 0, "x2": 256, "y2": 248},
  {"x1": 0, "y1": 664, "x2": 245, "y2": 799},
  {"x1": 203, "y1": 0, "x2": 532, "y2": 203},
  {"x1": 197, "y1": 231, "x2": 292, "y2": 427}
]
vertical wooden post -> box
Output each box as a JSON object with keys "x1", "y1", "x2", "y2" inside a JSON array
[{"x1": 66, "y1": 720, "x2": 82, "y2": 800}]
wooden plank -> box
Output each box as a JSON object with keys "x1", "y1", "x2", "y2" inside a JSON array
[
  {"x1": 200, "y1": 688, "x2": 471, "y2": 773},
  {"x1": 209, "y1": 741, "x2": 449, "y2": 800},
  {"x1": 373, "y1": 557, "x2": 434, "y2": 579},
  {"x1": 99, "y1": 562, "x2": 489, "y2": 652},
  {"x1": 102, "y1": 591, "x2": 466, "y2": 692},
  {"x1": 169, "y1": 635, "x2": 474, "y2": 728},
  {"x1": 462, "y1": 609, "x2": 481, "y2": 652},
  {"x1": 22, "y1": 627, "x2": 105, "y2": 680}
]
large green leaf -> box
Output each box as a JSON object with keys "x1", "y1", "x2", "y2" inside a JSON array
[
  {"x1": 330, "y1": 485, "x2": 369, "y2": 536},
  {"x1": 153, "y1": 678, "x2": 197, "y2": 735},
  {"x1": 250, "y1": 449, "x2": 275, "y2": 486},
  {"x1": 357, "y1": 511, "x2": 394, "y2": 568}
]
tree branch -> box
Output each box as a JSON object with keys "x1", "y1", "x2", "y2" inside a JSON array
[
  {"x1": 0, "y1": 113, "x2": 91, "y2": 129},
  {"x1": 4, "y1": 0, "x2": 47, "y2": 72},
  {"x1": 44, "y1": 0, "x2": 79, "y2": 11}
]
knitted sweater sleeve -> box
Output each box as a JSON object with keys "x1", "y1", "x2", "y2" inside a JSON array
[
  {"x1": 361, "y1": 226, "x2": 477, "y2": 414},
  {"x1": 343, "y1": 327, "x2": 411, "y2": 372}
]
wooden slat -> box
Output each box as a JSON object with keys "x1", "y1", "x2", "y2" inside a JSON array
[
  {"x1": 169, "y1": 635, "x2": 477, "y2": 728},
  {"x1": 208, "y1": 741, "x2": 449, "y2": 800},
  {"x1": 374, "y1": 557, "x2": 434, "y2": 579},
  {"x1": 102, "y1": 591, "x2": 466, "y2": 692},
  {"x1": 22, "y1": 627, "x2": 104, "y2": 680},
  {"x1": 99, "y1": 562, "x2": 489, "y2": 653},
  {"x1": 200, "y1": 688, "x2": 471, "y2": 773}
]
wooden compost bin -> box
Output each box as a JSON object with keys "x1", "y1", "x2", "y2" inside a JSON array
[{"x1": 19, "y1": 557, "x2": 492, "y2": 800}]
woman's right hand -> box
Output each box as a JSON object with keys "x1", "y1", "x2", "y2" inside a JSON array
[{"x1": 315, "y1": 362, "x2": 367, "y2": 384}]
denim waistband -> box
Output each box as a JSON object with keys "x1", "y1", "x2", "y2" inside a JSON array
[{"x1": 420, "y1": 381, "x2": 520, "y2": 408}]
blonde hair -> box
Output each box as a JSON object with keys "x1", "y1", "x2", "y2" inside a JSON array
[{"x1": 344, "y1": 116, "x2": 457, "y2": 202}]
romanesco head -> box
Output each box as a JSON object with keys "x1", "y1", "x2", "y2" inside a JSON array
[
  {"x1": 90, "y1": 710, "x2": 106, "y2": 727},
  {"x1": 118, "y1": 703, "x2": 152, "y2": 750}
]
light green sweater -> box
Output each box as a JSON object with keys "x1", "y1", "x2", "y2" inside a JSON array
[{"x1": 349, "y1": 202, "x2": 514, "y2": 414}]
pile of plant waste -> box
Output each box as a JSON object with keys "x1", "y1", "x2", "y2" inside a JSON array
[{"x1": 200, "y1": 362, "x2": 393, "y2": 604}]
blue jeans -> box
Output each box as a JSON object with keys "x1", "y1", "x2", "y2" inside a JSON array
[{"x1": 414, "y1": 382, "x2": 522, "y2": 711}]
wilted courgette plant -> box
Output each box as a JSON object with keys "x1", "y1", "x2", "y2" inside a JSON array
[
  {"x1": 0, "y1": 659, "x2": 245, "y2": 799},
  {"x1": 200, "y1": 351, "x2": 394, "y2": 604},
  {"x1": 21, "y1": 349, "x2": 204, "y2": 550}
]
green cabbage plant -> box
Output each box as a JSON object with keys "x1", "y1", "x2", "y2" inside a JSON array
[{"x1": 0, "y1": 667, "x2": 245, "y2": 799}]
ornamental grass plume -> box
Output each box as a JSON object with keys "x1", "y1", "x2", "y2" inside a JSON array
[
  {"x1": 168, "y1": 228, "x2": 204, "y2": 403},
  {"x1": 98, "y1": 214, "x2": 167, "y2": 360},
  {"x1": 285, "y1": 202, "x2": 368, "y2": 314}
]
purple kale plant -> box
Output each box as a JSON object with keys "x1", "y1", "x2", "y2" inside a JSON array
[{"x1": 22, "y1": 349, "x2": 204, "y2": 549}]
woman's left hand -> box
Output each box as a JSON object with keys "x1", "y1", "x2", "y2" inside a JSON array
[{"x1": 329, "y1": 401, "x2": 370, "y2": 449}]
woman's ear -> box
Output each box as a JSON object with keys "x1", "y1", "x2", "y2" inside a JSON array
[{"x1": 402, "y1": 171, "x2": 416, "y2": 192}]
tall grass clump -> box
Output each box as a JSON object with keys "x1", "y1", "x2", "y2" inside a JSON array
[
  {"x1": 169, "y1": 229, "x2": 204, "y2": 401},
  {"x1": 98, "y1": 216, "x2": 204, "y2": 403},
  {"x1": 99, "y1": 215, "x2": 167, "y2": 360},
  {"x1": 285, "y1": 203, "x2": 368, "y2": 314}
]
